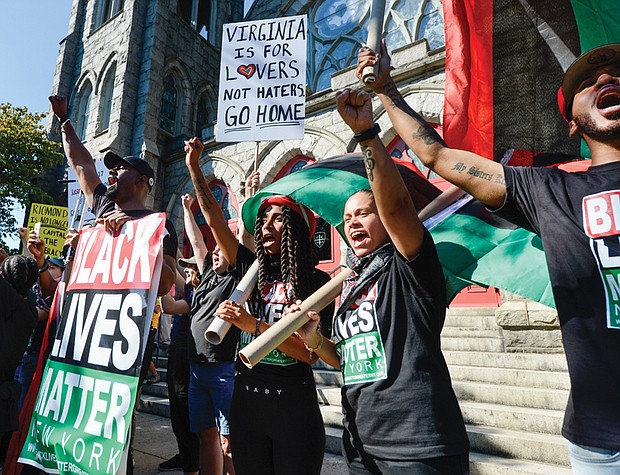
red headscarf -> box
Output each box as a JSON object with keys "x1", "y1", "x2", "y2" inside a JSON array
[{"x1": 258, "y1": 195, "x2": 317, "y2": 238}]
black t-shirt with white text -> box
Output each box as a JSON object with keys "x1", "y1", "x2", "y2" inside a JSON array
[
  {"x1": 497, "y1": 162, "x2": 620, "y2": 450},
  {"x1": 332, "y1": 231, "x2": 469, "y2": 460},
  {"x1": 235, "y1": 244, "x2": 334, "y2": 383}
]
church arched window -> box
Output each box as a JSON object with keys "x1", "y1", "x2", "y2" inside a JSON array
[
  {"x1": 75, "y1": 81, "x2": 93, "y2": 141},
  {"x1": 161, "y1": 75, "x2": 179, "y2": 134}
]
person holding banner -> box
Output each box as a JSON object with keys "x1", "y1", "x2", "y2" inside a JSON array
[
  {"x1": 357, "y1": 42, "x2": 620, "y2": 472},
  {"x1": 184, "y1": 137, "x2": 333, "y2": 475},
  {"x1": 48, "y1": 95, "x2": 177, "y2": 297},
  {"x1": 297, "y1": 88, "x2": 470, "y2": 474}
]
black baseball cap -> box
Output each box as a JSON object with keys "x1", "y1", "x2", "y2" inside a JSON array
[
  {"x1": 558, "y1": 43, "x2": 620, "y2": 121},
  {"x1": 104, "y1": 152, "x2": 155, "y2": 189}
]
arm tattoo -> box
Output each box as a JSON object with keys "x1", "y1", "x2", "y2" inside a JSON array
[
  {"x1": 451, "y1": 161, "x2": 505, "y2": 184},
  {"x1": 361, "y1": 146, "x2": 375, "y2": 182},
  {"x1": 383, "y1": 81, "x2": 447, "y2": 147},
  {"x1": 195, "y1": 179, "x2": 216, "y2": 208}
]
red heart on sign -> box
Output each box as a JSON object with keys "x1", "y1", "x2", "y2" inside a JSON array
[{"x1": 237, "y1": 64, "x2": 256, "y2": 79}]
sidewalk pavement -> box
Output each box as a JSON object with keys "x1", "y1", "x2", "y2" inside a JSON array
[{"x1": 133, "y1": 412, "x2": 347, "y2": 474}]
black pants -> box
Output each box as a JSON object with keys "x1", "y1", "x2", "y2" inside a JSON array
[
  {"x1": 167, "y1": 333, "x2": 199, "y2": 472},
  {"x1": 230, "y1": 371, "x2": 325, "y2": 475}
]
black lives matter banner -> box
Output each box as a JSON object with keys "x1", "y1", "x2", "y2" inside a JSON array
[{"x1": 19, "y1": 214, "x2": 166, "y2": 474}]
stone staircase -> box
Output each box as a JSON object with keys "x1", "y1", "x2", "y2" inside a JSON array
[{"x1": 140, "y1": 307, "x2": 573, "y2": 474}]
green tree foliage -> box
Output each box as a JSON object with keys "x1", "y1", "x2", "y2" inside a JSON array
[{"x1": 0, "y1": 103, "x2": 63, "y2": 247}]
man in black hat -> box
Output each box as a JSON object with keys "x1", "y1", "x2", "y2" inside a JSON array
[
  {"x1": 49, "y1": 95, "x2": 176, "y2": 296},
  {"x1": 357, "y1": 43, "x2": 620, "y2": 472}
]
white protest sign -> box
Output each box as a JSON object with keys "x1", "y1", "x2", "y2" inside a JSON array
[
  {"x1": 216, "y1": 15, "x2": 307, "y2": 142},
  {"x1": 67, "y1": 158, "x2": 108, "y2": 226}
]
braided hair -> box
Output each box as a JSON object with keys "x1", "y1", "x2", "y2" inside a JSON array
[
  {"x1": 254, "y1": 205, "x2": 317, "y2": 305},
  {"x1": 1, "y1": 255, "x2": 39, "y2": 296}
]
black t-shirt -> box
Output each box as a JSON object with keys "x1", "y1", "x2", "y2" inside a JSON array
[
  {"x1": 189, "y1": 245, "x2": 254, "y2": 363},
  {"x1": 91, "y1": 183, "x2": 178, "y2": 258},
  {"x1": 332, "y1": 231, "x2": 469, "y2": 460},
  {"x1": 0, "y1": 276, "x2": 38, "y2": 381},
  {"x1": 235, "y1": 244, "x2": 334, "y2": 383},
  {"x1": 496, "y1": 162, "x2": 620, "y2": 450}
]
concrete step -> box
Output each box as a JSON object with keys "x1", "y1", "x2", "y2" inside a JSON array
[
  {"x1": 470, "y1": 452, "x2": 572, "y2": 474},
  {"x1": 321, "y1": 404, "x2": 343, "y2": 430},
  {"x1": 314, "y1": 369, "x2": 343, "y2": 387},
  {"x1": 453, "y1": 381, "x2": 568, "y2": 411},
  {"x1": 444, "y1": 315, "x2": 500, "y2": 329},
  {"x1": 460, "y1": 401, "x2": 563, "y2": 434},
  {"x1": 323, "y1": 416, "x2": 570, "y2": 472},
  {"x1": 449, "y1": 365, "x2": 570, "y2": 390},
  {"x1": 442, "y1": 337, "x2": 506, "y2": 352},
  {"x1": 441, "y1": 327, "x2": 503, "y2": 338},
  {"x1": 141, "y1": 380, "x2": 168, "y2": 399},
  {"x1": 317, "y1": 386, "x2": 341, "y2": 406},
  {"x1": 444, "y1": 350, "x2": 568, "y2": 372},
  {"x1": 467, "y1": 425, "x2": 570, "y2": 466},
  {"x1": 138, "y1": 394, "x2": 170, "y2": 418}
]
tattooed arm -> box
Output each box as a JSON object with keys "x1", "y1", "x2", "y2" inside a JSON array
[
  {"x1": 337, "y1": 88, "x2": 424, "y2": 259},
  {"x1": 184, "y1": 137, "x2": 240, "y2": 265},
  {"x1": 357, "y1": 42, "x2": 506, "y2": 208}
]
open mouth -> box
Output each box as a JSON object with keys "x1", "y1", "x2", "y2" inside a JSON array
[
  {"x1": 263, "y1": 233, "x2": 275, "y2": 245},
  {"x1": 107, "y1": 175, "x2": 118, "y2": 185},
  {"x1": 596, "y1": 87, "x2": 620, "y2": 114},
  {"x1": 349, "y1": 230, "x2": 368, "y2": 245}
]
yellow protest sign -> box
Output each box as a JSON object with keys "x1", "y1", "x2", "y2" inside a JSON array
[{"x1": 28, "y1": 203, "x2": 68, "y2": 258}]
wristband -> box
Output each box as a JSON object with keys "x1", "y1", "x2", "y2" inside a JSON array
[
  {"x1": 59, "y1": 118, "x2": 71, "y2": 129},
  {"x1": 353, "y1": 123, "x2": 381, "y2": 143},
  {"x1": 38, "y1": 260, "x2": 49, "y2": 273},
  {"x1": 253, "y1": 318, "x2": 261, "y2": 338}
]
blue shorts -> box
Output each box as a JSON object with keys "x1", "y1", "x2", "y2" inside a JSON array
[{"x1": 188, "y1": 361, "x2": 235, "y2": 435}]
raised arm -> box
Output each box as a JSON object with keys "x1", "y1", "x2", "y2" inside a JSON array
[
  {"x1": 181, "y1": 193, "x2": 208, "y2": 273},
  {"x1": 184, "y1": 137, "x2": 240, "y2": 265},
  {"x1": 337, "y1": 88, "x2": 424, "y2": 259},
  {"x1": 357, "y1": 42, "x2": 506, "y2": 208},
  {"x1": 49, "y1": 95, "x2": 101, "y2": 207}
]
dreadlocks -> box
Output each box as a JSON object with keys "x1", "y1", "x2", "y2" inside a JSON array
[{"x1": 254, "y1": 205, "x2": 317, "y2": 305}]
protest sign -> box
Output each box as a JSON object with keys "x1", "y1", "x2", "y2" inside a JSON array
[
  {"x1": 67, "y1": 159, "x2": 108, "y2": 226},
  {"x1": 18, "y1": 214, "x2": 166, "y2": 475},
  {"x1": 216, "y1": 15, "x2": 308, "y2": 142},
  {"x1": 27, "y1": 203, "x2": 68, "y2": 258}
]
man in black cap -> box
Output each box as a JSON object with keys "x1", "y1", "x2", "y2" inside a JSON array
[
  {"x1": 357, "y1": 43, "x2": 620, "y2": 472},
  {"x1": 49, "y1": 95, "x2": 176, "y2": 296}
]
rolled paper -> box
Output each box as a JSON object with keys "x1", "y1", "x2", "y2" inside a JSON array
[
  {"x1": 205, "y1": 260, "x2": 259, "y2": 344},
  {"x1": 417, "y1": 185, "x2": 467, "y2": 222},
  {"x1": 238, "y1": 266, "x2": 352, "y2": 368},
  {"x1": 362, "y1": 0, "x2": 386, "y2": 84}
]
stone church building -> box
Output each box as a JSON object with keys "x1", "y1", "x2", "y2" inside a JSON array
[
  {"x1": 49, "y1": 0, "x2": 560, "y2": 349},
  {"x1": 47, "y1": 1, "x2": 572, "y2": 469}
]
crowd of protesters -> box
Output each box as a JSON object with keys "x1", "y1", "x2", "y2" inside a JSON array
[{"x1": 2, "y1": 41, "x2": 620, "y2": 475}]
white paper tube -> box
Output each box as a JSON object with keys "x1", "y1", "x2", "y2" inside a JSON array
[
  {"x1": 362, "y1": 0, "x2": 386, "y2": 84},
  {"x1": 205, "y1": 260, "x2": 259, "y2": 344},
  {"x1": 238, "y1": 267, "x2": 352, "y2": 369}
]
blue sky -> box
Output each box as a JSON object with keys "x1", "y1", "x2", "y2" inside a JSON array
[{"x1": 0, "y1": 1, "x2": 73, "y2": 248}]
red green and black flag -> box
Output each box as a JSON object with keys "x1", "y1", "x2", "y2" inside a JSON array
[{"x1": 242, "y1": 154, "x2": 555, "y2": 307}]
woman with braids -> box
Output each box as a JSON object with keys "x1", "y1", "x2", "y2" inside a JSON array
[{"x1": 184, "y1": 137, "x2": 333, "y2": 475}]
